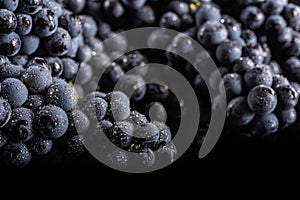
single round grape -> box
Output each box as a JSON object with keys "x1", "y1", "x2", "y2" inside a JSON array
[
  {"x1": 28, "y1": 136, "x2": 53, "y2": 155},
  {"x1": 20, "y1": 34, "x2": 40, "y2": 55},
  {"x1": 240, "y1": 6, "x2": 265, "y2": 29},
  {"x1": 43, "y1": 27, "x2": 71, "y2": 56},
  {"x1": 197, "y1": 21, "x2": 228, "y2": 46},
  {"x1": 216, "y1": 40, "x2": 242, "y2": 65},
  {"x1": 117, "y1": 75, "x2": 147, "y2": 102},
  {"x1": 227, "y1": 96, "x2": 255, "y2": 126},
  {"x1": 0, "y1": 32, "x2": 21, "y2": 56},
  {"x1": 272, "y1": 74, "x2": 290, "y2": 89},
  {"x1": 275, "y1": 85, "x2": 299, "y2": 110},
  {"x1": 222, "y1": 73, "x2": 243, "y2": 100},
  {"x1": 0, "y1": 98, "x2": 12, "y2": 128},
  {"x1": 105, "y1": 91, "x2": 131, "y2": 122},
  {"x1": 36, "y1": 105, "x2": 69, "y2": 138},
  {"x1": 21, "y1": 64, "x2": 52, "y2": 93},
  {"x1": 2, "y1": 143, "x2": 31, "y2": 167},
  {"x1": 46, "y1": 79, "x2": 78, "y2": 111},
  {"x1": 247, "y1": 85, "x2": 277, "y2": 115},
  {"x1": 0, "y1": 9, "x2": 17, "y2": 33},
  {"x1": 18, "y1": 0, "x2": 43, "y2": 14},
  {"x1": 233, "y1": 57, "x2": 255, "y2": 74},
  {"x1": 68, "y1": 109, "x2": 90, "y2": 134},
  {"x1": 248, "y1": 113, "x2": 279, "y2": 136},
  {"x1": 244, "y1": 64, "x2": 273, "y2": 89},
  {"x1": 0, "y1": 0, "x2": 19, "y2": 11},
  {"x1": 8, "y1": 107, "x2": 34, "y2": 142},
  {"x1": 0, "y1": 78, "x2": 28, "y2": 108}
]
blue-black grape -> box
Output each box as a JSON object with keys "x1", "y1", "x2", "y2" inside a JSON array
[
  {"x1": 222, "y1": 73, "x2": 243, "y2": 100},
  {"x1": 286, "y1": 32, "x2": 300, "y2": 57},
  {"x1": 152, "y1": 120, "x2": 172, "y2": 148},
  {"x1": 99, "y1": 63, "x2": 125, "y2": 92},
  {"x1": 64, "y1": 135, "x2": 85, "y2": 158},
  {"x1": 21, "y1": 64, "x2": 52, "y2": 93},
  {"x1": 15, "y1": 13, "x2": 32, "y2": 36},
  {"x1": 45, "y1": 56, "x2": 63, "y2": 77},
  {"x1": 195, "y1": 3, "x2": 221, "y2": 27},
  {"x1": 233, "y1": 57, "x2": 255, "y2": 74},
  {"x1": 276, "y1": 108, "x2": 297, "y2": 127},
  {"x1": 0, "y1": 9, "x2": 17, "y2": 34},
  {"x1": 247, "y1": 85, "x2": 277, "y2": 115},
  {"x1": 45, "y1": 0, "x2": 63, "y2": 17},
  {"x1": 43, "y1": 27, "x2": 71, "y2": 56},
  {"x1": 272, "y1": 74, "x2": 290, "y2": 89},
  {"x1": 269, "y1": 60, "x2": 282, "y2": 74},
  {"x1": 46, "y1": 79, "x2": 78, "y2": 111},
  {"x1": 76, "y1": 62, "x2": 93, "y2": 85},
  {"x1": 117, "y1": 75, "x2": 147, "y2": 102},
  {"x1": 105, "y1": 91, "x2": 131, "y2": 122},
  {"x1": 65, "y1": 0, "x2": 86, "y2": 13},
  {"x1": 2, "y1": 142, "x2": 31, "y2": 167},
  {"x1": 106, "y1": 121, "x2": 134, "y2": 149},
  {"x1": 216, "y1": 40, "x2": 242, "y2": 65},
  {"x1": 284, "y1": 3, "x2": 300, "y2": 31},
  {"x1": 147, "y1": 102, "x2": 167, "y2": 123},
  {"x1": 197, "y1": 21, "x2": 228, "y2": 46},
  {"x1": 18, "y1": 0, "x2": 43, "y2": 14},
  {"x1": 20, "y1": 34, "x2": 40, "y2": 55},
  {"x1": 0, "y1": 98, "x2": 12, "y2": 128},
  {"x1": 262, "y1": 0, "x2": 287, "y2": 15},
  {"x1": 61, "y1": 58, "x2": 79, "y2": 82},
  {"x1": 115, "y1": 51, "x2": 148, "y2": 76},
  {"x1": 168, "y1": 0, "x2": 189, "y2": 16},
  {"x1": 284, "y1": 57, "x2": 300, "y2": 82},
  {"x1": 10, "y1": 55, "x2": 28, "y2": 67},
  {"x1": 220, "y1": 14, "x2": 242, "y2": 40},
  {"x1": 104, "y1": 0, "x2": 124, "y2": 18},
  {"x1": 227, "y1": 97, "x2": 255, "y2": 126},
  {"x1": 244, "y1": 64, "x2": 273, "y2": 89},
  {"x1": 0, "y1": 56, "x2": 24, "y2": 78},
  {"x1": 59, "y1": 10, "x2": 83, "y2": 38},
  {"x1": 243, "y1": 43, "x2": 265, "y2": 64},
  {"x1": 81, "y1": 95, "x2": 108, "y2": 121},
  {"x1": 265, "y1": 15, "x2": 287, "y2": 32},
  {"x1": 121, "y1": 0, "x2": 147, "y2": 9},
  {"x1": 247, "y1": 113, "x2": 279, "y2": 136},
  {"x1": 275, "y1": 84, "x2": 299, "y2": 110},
  {"x1": 0, "y1": 130, "x2": 8, "y2": 148},
  {"x1": 0, "y1": 78, "x2": 28, "y2": 107},
  {"x1": 131, "y1": 122, "x2": 159, "y2": 151},
  {"x1": 24, "y1": 94, "x2": 45, "y2": 111},
  {"x1": 36, "y1": 105, "x2": 69, "y2": 138},
  {"x1": 159, "y1": 11, "x2": 181, "y2": 30},
  {"x1": 0, "y1": 32, "x2": 21, "y2": 56},
  {"x1": 0, "y1": 0, "x2": 19, "y2": 11},
  {"x1": 241, "y1": 29, "x2": 257, "y2": 45},
  {"x1": 33, "y1": 8, "x2": 58, "y2": 37},
  {"x1": 76, "y1": 45, "x2": 92, "y2": 63},
  {"x1": 28, "y1": 136, "x2": 53, "y2": 155},
  {"x1": 240, "y1": 6, "x2": 265, "y2": 29},
  {"x1": 68, "y1": 109, "x2": 90, "y2": 134},
  {"x1": 8, "y1": 107, "x2": 34, "y2": 142},
  {"x1": 81, "y1": 15, "x2": 97, "y2": 38},
  {"x1": 127, "y1": 111, "x2": 148, "y2": 127}
]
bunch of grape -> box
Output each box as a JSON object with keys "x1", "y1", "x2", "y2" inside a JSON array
[{"x1": 0, "y1": 0, "x2": 176, "y2": 168}]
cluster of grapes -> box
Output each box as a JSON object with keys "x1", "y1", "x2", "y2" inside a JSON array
[
  {"x1": 194, "y1": 0, "x2": 300, "y2": 137},
  {"x1": 0, "y1": 0, "x2": 178, "y2": 168}
]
